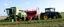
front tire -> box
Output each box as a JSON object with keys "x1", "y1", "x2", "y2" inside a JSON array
[{"x1": 53, "y1": 16, "x2": 57, "y2": 19}]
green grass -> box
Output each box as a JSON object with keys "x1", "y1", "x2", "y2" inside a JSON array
[
  {"x1": 0, "y1": 12, "x2": 64, "y2": 27},
  {"x1": 0, "y1": 18, "x2": 64, "y2": 27}
]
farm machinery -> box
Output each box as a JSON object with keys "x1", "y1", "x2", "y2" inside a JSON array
[
  {"x1": 25, "y1": 10, "x2": 38, "y2": 21},
  {"x1": 40, "y1": 8, "x2": 62, "y2": 20},
  {"x1": 4, "y1": 7, "x2": 38, "y2": 22},
  {"x1": 3, "y1": 7, "x2": 62, "y2": 22},
  {"x1": 4, "y1": 7, "x2": 25, "y2": 22}
]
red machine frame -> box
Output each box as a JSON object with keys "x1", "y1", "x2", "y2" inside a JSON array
[{"x1": 26, "y1": 10, "x2": 37, "y2": 21}]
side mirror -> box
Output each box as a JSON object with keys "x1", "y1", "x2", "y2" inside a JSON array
[{"x1": 4, "y1": 10, "x2": 5, "y2": 12}]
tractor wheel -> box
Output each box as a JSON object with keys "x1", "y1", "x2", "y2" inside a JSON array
[
  {"x1": 53, "y1": 16, "x2": 57, "y2": 19},
  {"x1": 40, "y1": 16, "x2": 43, "y2": 20},
  {"x1": 43, "y1": 15, "x2": 48, "y2": 20}
]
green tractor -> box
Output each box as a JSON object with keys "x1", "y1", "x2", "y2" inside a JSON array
[
  {"x1": 40, "y1": 8, "x2": 62, "y2": 20},
  {"x1": 4, "y1": 7, "x2": 25, "y2": 22}
]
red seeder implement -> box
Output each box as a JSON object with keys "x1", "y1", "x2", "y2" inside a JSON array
[{"x1": 26, "y1": 10, "x2": 37, "y2": 20}]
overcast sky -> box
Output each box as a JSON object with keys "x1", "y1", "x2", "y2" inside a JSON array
[{"x1": 0, "y1": 0, "x2": 64, "y2": 16}]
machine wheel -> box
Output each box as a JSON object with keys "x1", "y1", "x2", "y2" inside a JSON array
[
  {"x1": 26, "y1": 17, "x2": 29, "y2": 21},
  {"x1": 43, "y1": 15, "x2": 48, "y2": 20},
  {"x1": 20, "y1": 17, "x2": 24, "y2": 21},
  {"x1": 53, "y1": 16, "x2": 57, "y2": 19},
  {"x1": 33, "y1": 16, "x2": 38, "y2": 20},
  {"x1": 40, "y1": 16, "x2": 43, "y2": 19}
]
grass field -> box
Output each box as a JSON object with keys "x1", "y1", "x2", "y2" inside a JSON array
[{"x1": 0, "y1": 12, "x2": 64, "y2": 27}]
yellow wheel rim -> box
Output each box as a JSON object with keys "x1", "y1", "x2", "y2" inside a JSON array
[
  {"x1": 53, "y1": 16, "x2": 56, "y2": 19},
  {"x1": 43, "y1": 16, "x2": 48, "y2": 20}
]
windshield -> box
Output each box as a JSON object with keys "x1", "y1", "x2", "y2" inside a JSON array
[
  {"x1": 6, "y1": 9, "x2": 12, "y2": 15},
  {"x1": 6, "y1": 10, "x2": 9, "y2": 15},
  {"x1": 50, "y1": 8, "x2": 55, "y2": 12},
  {"x1": 45, "y1": 8, "x2": 55, "y2": 12},
  {"x1": 45, "y1": 9, "x2": 50, "y2": 12}
]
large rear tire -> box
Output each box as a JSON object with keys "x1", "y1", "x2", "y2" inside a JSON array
[{"x1": 43, "y1": 15, "x2": 48, "y2": 20}]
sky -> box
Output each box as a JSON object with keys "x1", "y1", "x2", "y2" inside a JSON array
[{"x1": 0, "y1": 0, "x2": 64, "y2": 16}]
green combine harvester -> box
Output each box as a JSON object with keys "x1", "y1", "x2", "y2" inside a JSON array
[{"x1": 4, "y1": 7, "x2": 25, "y2": 22}]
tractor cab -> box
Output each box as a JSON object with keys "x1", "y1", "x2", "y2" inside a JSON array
[
  {"x1": 45, "y1": 8, "x2": 55, "y2": 13},
  {"x1": 4, "y1": 7, "x2": 16, "y2": 21},
  {"x1": 5, "y1": 7, "x2": 16, "y2": 16}
]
